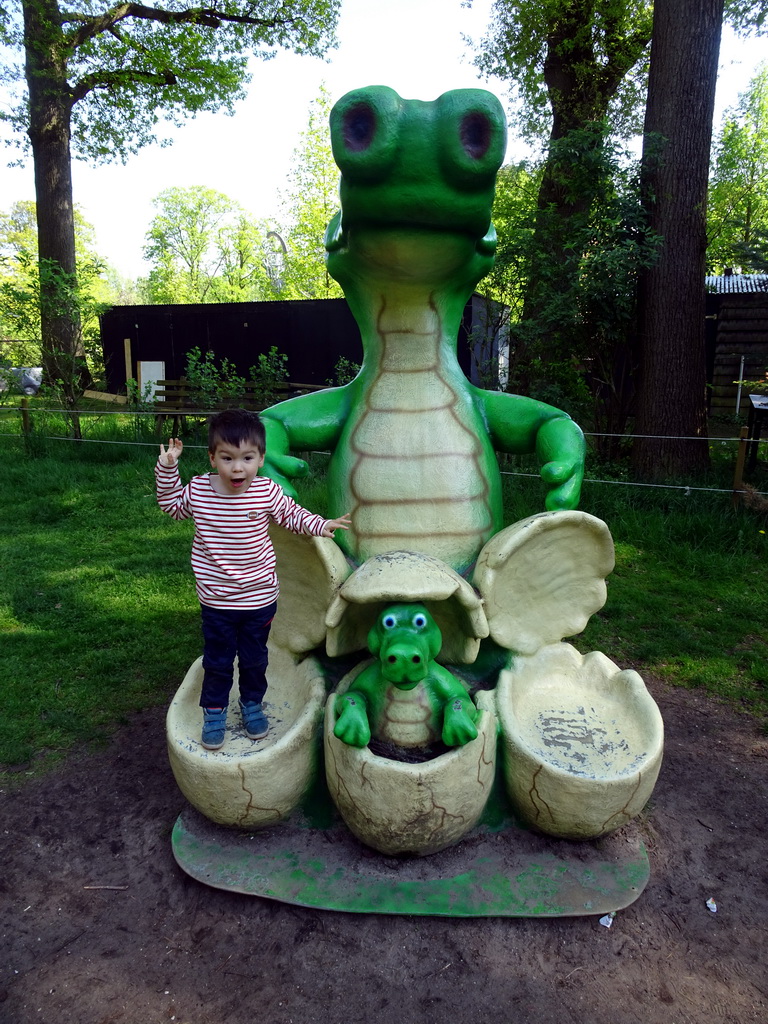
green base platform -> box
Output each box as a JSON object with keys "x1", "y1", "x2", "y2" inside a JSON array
[{"x1": 172, "y1": 804, "x2": 650, "y2": 917}]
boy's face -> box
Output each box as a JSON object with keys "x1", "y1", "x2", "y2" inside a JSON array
[{"x1": 208, "y1": 439, "x2": 265, "y2": 495}]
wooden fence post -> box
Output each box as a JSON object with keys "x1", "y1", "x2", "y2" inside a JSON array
[{"x1": 732, "y1": 425, "x2": 749, "y2": 507}]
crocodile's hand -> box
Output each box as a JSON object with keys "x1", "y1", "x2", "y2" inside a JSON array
[
  {"x1": 260, "y1": 451, "x2": 309, "y2": 499},
  {"x1": 536, "y1": 414, "x2": 586, "y2": 511},
  {"x1": 441, "y1": 697, "x2": 478, "y2": 747},
  {"x1": 259, "y1": 413, "x2": 309, "y2": 498},
  {"x1": 334, "y1": 693, "x2": 371, "y2": 748},
  {"x1": 541, "y1": 458, "x2": 584, "y2": 511}
]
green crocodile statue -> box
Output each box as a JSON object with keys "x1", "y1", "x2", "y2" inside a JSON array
[
  {"x1": 261, "y1": 85, "x2": 586, "y2": 574},
  {"x1": 333, "y1": 603, "x2": 479, "y2": 750}
]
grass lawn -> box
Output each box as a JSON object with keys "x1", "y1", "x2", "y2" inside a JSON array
[{"x1": 1, "y1": 412, "x2": 767, "y2": 778}]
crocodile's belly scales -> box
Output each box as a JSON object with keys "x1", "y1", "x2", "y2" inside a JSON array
[
  {"x1": 341, "y1": 367, "x2": 494, "y2": 568},
  {"x1": 377, "y1": 684, "x2": 437, "y2": 748}
]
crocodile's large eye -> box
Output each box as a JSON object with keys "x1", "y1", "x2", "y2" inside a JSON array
[
  {"x1": 343, "y1": 102, "x2": 376, "y2": 152},
  {"x1": 413, "y1": 613, "x2": 427, "y2": 629},
  {"x1": 330, "y1": 86, "x2": 402, "y2": 183},
  {"x1": 436, "y1": 89, "x2": 507, "y2": 188},
  {"x1": 382, "y1": 614, "x2": 397, "y2": 629},
  {"x1": 460, "y1": 111, "x2": 492, "y2": 160}
]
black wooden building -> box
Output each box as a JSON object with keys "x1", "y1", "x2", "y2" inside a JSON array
[
  {"x1": 705, "y1": 273, "x2": 768, "y2": 415},
  {"x1": 99, "y1": 295, "x2": 506, "y2": 395}
]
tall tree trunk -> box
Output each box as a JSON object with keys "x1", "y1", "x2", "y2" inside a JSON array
[
  {"x1": 633, "y1": 0, "x2": 724, "y2": 480},
  {"x1": 23, "y1": 0, "x2": 91, "y2": 421}
]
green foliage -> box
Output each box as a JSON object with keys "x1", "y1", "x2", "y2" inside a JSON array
[
  {"x1": 0, "y1": 200, "x2": 122, "y2": 399},
  {"x1": 707, "y1": 62, "x2": 768, "y2": 272},
  {"x1": 2, "y1": 0, "x2": 340, "y2": 163},
  {"x1": 141, "y1": 186, "x2": 279, "y2": 303},
  {"x1": 249, "y1": 345, "x2": 289, "y2": 405},
  {"x1": 486, "y1": 137, "x2": 660, "y2": 442},
  {"x1": 471, "y1": 2, "x2": 656, "y2": 448},
  {"x1": 183, "y1": 346, "x2": 249, "y2": 407},
  {"x1": 326, "y1": 355, "x2": 360, "y2": 387},
  {"x1": 736, "y1": 366, "x2": 768, "y2": 393},
  {"x1": 472, "y1": 0, "x2": 653, "y2": 144},
  {"x1": 0, "y1": 250, "x2": 110, "y2": 412},
  {"x1": 181, "y1": 345, "x2": 289, "y2": 408},
  {"x1": 482, "y1": 162, "x2": 539, "y2": 320},
  {"x1": 278, "y1": 83, "x2": 343, "y2": 299},
  {"x1": 725, "y1": 1, "x2": 768, "y2": 33},
  {"x1": 125, "y1": 376, "x2": 157, "y2": 409}
]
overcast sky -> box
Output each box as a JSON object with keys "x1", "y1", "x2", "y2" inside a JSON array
[{"x1": 0, "y1": 0, "x2": 764, "y2": 279}]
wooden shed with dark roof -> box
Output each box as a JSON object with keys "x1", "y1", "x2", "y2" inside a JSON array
[{"x1": 706, "y1": 272, "x2": 768, "y2": 415}]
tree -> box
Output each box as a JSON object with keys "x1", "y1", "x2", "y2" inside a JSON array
[
  {"x1": 0, "y1": 0, "x2": 339, "y2": 404},
  {"x1": 707, "y1": 62, "x2": 768, "y2": 272},
  {"x1": 482, "y1": 147, "x2": 659, "y2": 446},
  {"x1": 0, "y1": 199, "x2": 113, "y2": 378},
  {"x1": 141, "y1": 186, "x2": 276, "y2": 303},
  {"x1": 214, "y1": 213, "x2": 280, "y2": 302},
  {"x1": 474, "y1": 1, "x2": 653, "y2": 369},
  {"x1": 632, "y1": 0, "x2": 725, "y2": 481},
  {"x1": 278, "y1": 83, "x2": 342, "y2": 299}
]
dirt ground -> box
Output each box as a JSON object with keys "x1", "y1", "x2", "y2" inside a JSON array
[{"x1": 2, "y1": 676, "x2": 767, "y2": 1024}]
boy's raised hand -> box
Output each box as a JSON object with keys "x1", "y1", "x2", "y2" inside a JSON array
[
  {"x1": 159, "y1": 438, "x2": 183, "y2": 467},
  {"x1": 322, "y1": 512, "x2": 352, "y2": 538}
]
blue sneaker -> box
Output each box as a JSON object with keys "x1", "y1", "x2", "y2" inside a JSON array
[
  {"x1": 239, "y1": 699, "x2": 269, "y2": 740},
  {"x1": 201, "y1": 707, "x2": 227, "y2": 750}
]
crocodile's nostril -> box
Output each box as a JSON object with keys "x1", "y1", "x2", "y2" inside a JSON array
[
  {"x1": 344, "y1": 103, "x2": 376, "y2": 152},
  {"x1": 412, "y1": 655, "x2": 421, "y2": 664},
  {"x1": 387, "y1": 654, "x2": 397, "y2": 663},
  {"x1": 460, "y1": 111, "x2": 491, "y2": 160}
]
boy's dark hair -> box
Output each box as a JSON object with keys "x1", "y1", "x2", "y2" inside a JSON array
[{"x1": 208, "y1": 408, "x2": 266, "y2": 454}]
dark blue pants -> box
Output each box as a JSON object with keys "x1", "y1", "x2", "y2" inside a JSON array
[{"x1": 199, "y1": 601, "x2": 277, "y2": 708}]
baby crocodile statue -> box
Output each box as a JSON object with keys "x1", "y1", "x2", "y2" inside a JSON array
[
  {"x1": 334, "y1": 603, "x2": 479, "y2": 750},
  {"x1": 261, "y1": 86, "x2": 586, "y2": 574}
]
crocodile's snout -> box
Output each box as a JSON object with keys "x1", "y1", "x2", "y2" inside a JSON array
[
  {"x1": 367, "y1": 603, "x2": 443, "y2": 686},
  {"x1": 380, "y1": 637, "x2": 430, "y2": 686}
]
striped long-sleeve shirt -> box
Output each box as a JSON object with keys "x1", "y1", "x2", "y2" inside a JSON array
[{"x1": 155, "y1": 460, "x2": 328, "y2": 609}]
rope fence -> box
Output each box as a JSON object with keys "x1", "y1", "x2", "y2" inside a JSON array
[{"x1": 1, "y1": 405, "x2": 766, "y2": 500}]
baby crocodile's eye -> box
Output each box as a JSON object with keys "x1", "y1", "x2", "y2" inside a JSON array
[
  {"x1": 382, "y1": 614, "x2": 396, "y2": 629},
  {"x1": 413, "y1": 613, "x2": 427, "y2": 629}
]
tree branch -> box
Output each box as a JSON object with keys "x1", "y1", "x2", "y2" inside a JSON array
[
  {"x1": 62, "y1": 3, "x2": 291, "y2": 51},
  {"x1": 70, "y1": 66, "x2": 177, "y2": 103}
]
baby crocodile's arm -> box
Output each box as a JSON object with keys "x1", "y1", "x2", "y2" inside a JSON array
[
  {"x1": 333, "y1": 665, "x2": 382, "y2": 748},
  {"x1": 261, "y1": 386, "x2": 352, "y2": 498},
  {"x1": 428, "y1": 665, "x2": 479, "y2": 747},
  {"x1": 477, "y1": 388, "x2": 586, "y2": 511}
]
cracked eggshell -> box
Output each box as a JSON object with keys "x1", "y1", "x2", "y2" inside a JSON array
[
  {"x1": 496, "y1": 643, "x2": 664, "y2": 840},
  {"x1": 166, "y1": 644, "x2": 325, "y2": 829},
  {"x1": 473, "y1": 510, "x2": 614, "y2": 654},
  {"x1": 269, "y1": 525, "x2": 353, "y2": 656},
  {"x1": 325, "y1": 550, "x2": 489, "y2": 664},
  {"x1": 324, "y1": 672, "x2": 497, "y2": 856}
]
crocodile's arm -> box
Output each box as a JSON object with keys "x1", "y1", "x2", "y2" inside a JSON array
[
  {"x1": 260, "y1": 385, "x2": 354, "y2": 497},
  {"x1": 427, "y1": 664, "x2": 479, "y2": 747},
  {"x1": 476, "y1": 388, "x2": 586, "y2": 511},
  {"x1": 333, "y1": 664, "x2": 382, "y2": 747}
]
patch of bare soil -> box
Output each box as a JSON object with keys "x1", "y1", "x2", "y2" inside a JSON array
[{"x1": 2, "y1": 678, "x2": 767, "y2": 1024}]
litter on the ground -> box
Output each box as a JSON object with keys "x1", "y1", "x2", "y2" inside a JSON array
[
  {"x1": 599, "y1": 912, "x2": 616, "y2": 928},
  {"x1": 706, "y1": 897, "x2": 717, "y2": 913}
]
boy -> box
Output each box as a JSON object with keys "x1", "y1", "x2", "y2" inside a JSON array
[{"x1": 156, "y1": 408, "x2": 350, "y2": 750}]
